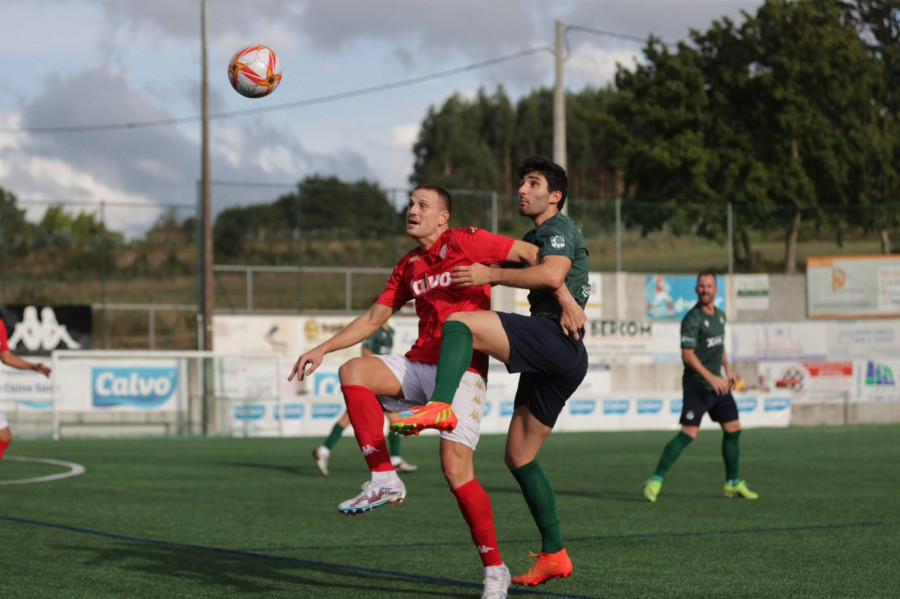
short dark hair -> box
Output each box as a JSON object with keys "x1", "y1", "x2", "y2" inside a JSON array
[
  {"x1": 697, "y1": 271, "x2": 718, "y2": 285},
  {"x1": 516, "y1": 155, "x2": 568, "y2": 209},
  {"x1": 413, "y1": 184, "x2": 452, "y2": 214}
]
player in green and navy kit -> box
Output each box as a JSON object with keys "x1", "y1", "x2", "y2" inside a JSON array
[
  {"x1": 392, "y1": 156, "x2": 589, "y2": 587},
  {"x1": 643, "y1": 272, "x2": 758, "y2": 502},
  {"x1": 312, "y1": 322, "x2": 418, "y2": 475}
]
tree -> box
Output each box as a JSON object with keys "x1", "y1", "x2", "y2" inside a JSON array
[
  {"x1": 608, "y1": 0, "x2": 886, "y2": 273},
  {"x1": 0, "y1": 186, "x2": 34, "y2": 255}
]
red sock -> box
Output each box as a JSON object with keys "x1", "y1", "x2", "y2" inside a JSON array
[
  {"x1": 342, "y1": 385, "x2": 393, "y2": 473},
  {"x1": 0, "y1": 439, "x2": 9, "y2": 460},
  {"x1": 453, "y1": 478, "x2": 503, "y2": 567}
]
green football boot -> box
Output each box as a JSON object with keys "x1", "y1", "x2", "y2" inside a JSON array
[
  {"x1": 723, "y1": 480, "x2": 759, "y2": 499},
  {"x1": 643, "y1": 479, "x2": 662, "y2": 502}
]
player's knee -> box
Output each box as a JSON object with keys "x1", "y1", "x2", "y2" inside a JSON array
[
  {"x1": 440, "y1": 455, "x2": 473, "y2": 488},
  {"x1": 503, "y1": 449, "x2": 529, "y2": 471},
  {"x1": 338, "y1": 358, "x2": 365, "y2": 385},
  {"x1": 0, "y1": 427, "x2": 12, "y2": 443},
  {"x1": 446, "y1": 312, "x2": 465, "y2": 323}
]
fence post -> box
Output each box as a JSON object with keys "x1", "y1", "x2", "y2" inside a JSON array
[
  {"x1": 728, "y1": 202, "x2": 734, "y2": 275},
  {"x1": 491, "y1": 191, "x2": 498, "y2": 233},
  {"x1": 149, "y1": 306, "x2": 156, "y2": 350},
  {"x1": 100, "y1": 201, "x2": 108, "y2": 348},
  {"x1": 246, "y1": 267, "x2": 253, "y2": 310},
  {"x1": 1, "y1": 200, "x2": 6, "y2": 304},
  {"x1": 615, "y1": 198, "x2": 622, "y2": 272},
  {"x1": 296, "y1": 191, "x2": 303, "y2": 313}
]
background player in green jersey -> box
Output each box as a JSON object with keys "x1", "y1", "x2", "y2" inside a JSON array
[
  {"x1": 643, "y1": 272, "x2": 759, "y2": 502},
  {"x1": 312, "y1": 322, "x2": 418, "y2": 475}
]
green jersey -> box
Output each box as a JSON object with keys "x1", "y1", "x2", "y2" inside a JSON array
[
  {"x1": 523, "y1": 213, "x2": 590, "y2": 320},
  {"x1": 362, "y1": 327, "x2": 394, "y2": 355},
  {"x1": 680, "y1": 304, "x2": 726, "y2": 391}
]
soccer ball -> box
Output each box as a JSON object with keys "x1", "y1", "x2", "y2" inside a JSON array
[{"x1": 228, "y1": 45, "x2": 282, "y2": 98}]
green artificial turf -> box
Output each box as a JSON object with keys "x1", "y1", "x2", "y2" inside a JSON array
[{"x1": 2, "y1": 426, "x2": 898, "y2": 598}]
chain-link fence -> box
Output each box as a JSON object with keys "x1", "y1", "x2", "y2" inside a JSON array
[{"x1": 2, "y1": 183, "x2": 897, "y2": 349}]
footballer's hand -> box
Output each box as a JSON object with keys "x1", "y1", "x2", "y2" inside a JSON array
[
  {"x1": 710, "y1": 375, "x2": 731, "y2": 395},
  {"x1": 33, "y1": 363, "x2": 52, "y2": 377},
  {"x1": 559, "y1": 302, "x2": 586, "y2": 340},
  {"x1": 451, "y1": 263, "x2": 493, "y2": 287},
  {"x1": 289, "y1": 349, "x2": 324, "y2": 381}
]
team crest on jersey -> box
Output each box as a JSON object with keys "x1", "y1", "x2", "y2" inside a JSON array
[
  {"x1": 704, "y1": 320, "x2": 709, "y2": 327},
  {"x1": 550, "y1": 235, "x2": 565, "y2": 249},
  {"x1": 439, "y1": 244, "x2": 447, "y2": 259},
  {"x1": 719, "y1": 316, "x2": 724, "y2": 324},
  {"x1": 408, "y1": 255, "x2": 421, "y2": 264},
  {"x1": 581, "y1": 285, "x2": 591, "y2": 298}
]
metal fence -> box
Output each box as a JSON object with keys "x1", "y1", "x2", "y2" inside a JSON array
[{"x1": 2, "y1": 185, "x2": 897, "y2": 349}]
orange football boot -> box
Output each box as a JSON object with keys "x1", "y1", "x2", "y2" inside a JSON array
[
  {"x1": 512, "y1": 548, "x2": 573, "y2": 586},
  {"x1": 389, "y1": 401, "x2": 458, "y2": 436}
]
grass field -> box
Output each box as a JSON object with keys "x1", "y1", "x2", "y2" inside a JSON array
[{"x1": 2, "y1": 425, "x2": 898, "y2": 598}]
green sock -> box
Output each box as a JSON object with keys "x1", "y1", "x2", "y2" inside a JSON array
[
  {"x1": 511, "y1": 461, "x2": 564, "y2": 554},
  {"x1": 722, "y1": 430, "x2": 741, "y2": 483},
  {"x1": 387, "y1": 431, "x2": 402, "y2": 457},
  {"x1": 653, "y1": 431, "x2": 694, "y2": 480},
  {"x1": 323, "y1": 423, "x2": 344, "y2": 450},
  {"x1": 431, "y1": 321, "x2": 473, "y2": 402}
]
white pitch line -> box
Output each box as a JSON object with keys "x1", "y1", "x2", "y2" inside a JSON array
[{"x1": 0, "y1": 456, "x2": 86, "y2": 485}]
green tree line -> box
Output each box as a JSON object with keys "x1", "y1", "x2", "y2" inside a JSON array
[{"x1": 0, "y1": 0, "x2": 895, "y2": 277}]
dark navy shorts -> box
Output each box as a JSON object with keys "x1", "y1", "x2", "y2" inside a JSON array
[
  {"x1": 497, "y1": 312, "x2": 588, "y2": 428},
  {"x1": 680, "y1": 388, "x2": 739, "y2": 426}
]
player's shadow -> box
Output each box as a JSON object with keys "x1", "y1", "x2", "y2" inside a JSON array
[
  {"x1": 58, "y1": 541, "x2": 479, "y2": 597},
  {"x1": 484, "y1": 484, "x2": 647, "y2": 503}
]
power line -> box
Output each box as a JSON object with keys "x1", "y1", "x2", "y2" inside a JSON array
[
  {"x1": 1, "y1": 45, "x2": 552, "y2": 135},
  {"x1": 564, "y1": 25, "x2": 678, "y2": 59}
]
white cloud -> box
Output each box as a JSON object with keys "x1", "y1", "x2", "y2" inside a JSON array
[{"x1": 566, "y1": 44, "x2": 642, "y2": 88}]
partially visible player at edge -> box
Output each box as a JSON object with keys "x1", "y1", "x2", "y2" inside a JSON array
[
  {"x1": 312, "y1": 321, "x2": 418, "y2": 475},
  {"x1": 289, "y1": 183, "x2": 582, "y2": 599},
  {"x1": 392, "y1": 156, "x2": 590, "y2": 588},
  {"x1": 642, "y1": 272, "x2": 759, "y2": 502},
  {"x1": 0, "y1": 319, "x2": 52, "y2": 462}
]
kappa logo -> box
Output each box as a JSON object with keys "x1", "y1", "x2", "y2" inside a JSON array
[
  {"x1": 550, "y1": 235, "x2": 566, "y2": 249},
  {"x1": 9, "y1": 306, "x2": 81, "y2": 351},
  {"x1": 361, "y1": 444, "x2": 380, "y2": 456},
  {"x1": 477, "y1": 545, "x2": 495, "y2": 554}
]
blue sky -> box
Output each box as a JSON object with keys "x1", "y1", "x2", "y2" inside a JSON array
[{"x1": 0, "y1": 0, "x2": 760, "y2": 234}]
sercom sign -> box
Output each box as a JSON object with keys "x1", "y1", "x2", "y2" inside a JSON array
[{"x1": 92, "y1": 367, "x2": 178, "y2": 409}]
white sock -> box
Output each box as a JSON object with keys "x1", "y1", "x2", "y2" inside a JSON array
[
  {"x1": 317, "y1": 446, "x2": 330, "y2": 458},
  {"x1": 372, "y1": 470, "x2": 400, "y2": 485},
  {"x1": 390, "y1": 455, "x2": 402, "y2": 466},
  {"x1": 484, "y1": 563, "x2": 509, "y2": 578}
]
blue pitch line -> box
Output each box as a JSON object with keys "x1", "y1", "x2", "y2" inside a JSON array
[
  {"x1": 248, "y1": 520, "x2": 900, "y2": 553},
  {"x1": 0, "y1": 514, "x2": 599, "y2": 599}
]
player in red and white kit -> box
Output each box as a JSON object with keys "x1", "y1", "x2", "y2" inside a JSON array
[
  {"x1": 290, "y1": 184, "x2": 580, "y2": 599},
  {"x1": 0, "y1": 319, "x2": 52, "y2": 461}
]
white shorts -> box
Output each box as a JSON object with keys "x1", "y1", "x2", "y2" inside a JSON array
[
  {"x1": 0, "y1": 410, "x2": 8, "y2": 430},
  {"x1": 374, "y1": 354, "x2": 488, "y2": 450}
]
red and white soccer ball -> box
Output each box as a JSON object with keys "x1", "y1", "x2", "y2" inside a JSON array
[{"x1": 228, "y1": 45, "x2": 282, "y2": 98}]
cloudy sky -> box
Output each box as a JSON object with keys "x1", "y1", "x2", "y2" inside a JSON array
[{"x1": 0, "y1": 0, "x2": 761, "y2": 234}]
